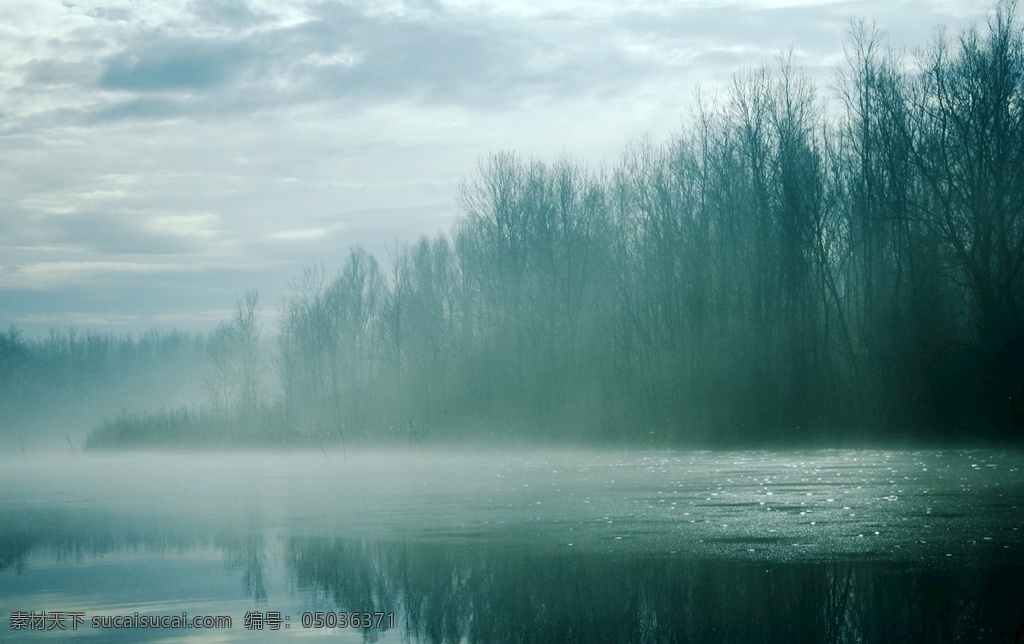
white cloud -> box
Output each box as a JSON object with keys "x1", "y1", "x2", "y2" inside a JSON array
[{"x1": 8, "y1": 258, "x2": 209, "y2": 280}]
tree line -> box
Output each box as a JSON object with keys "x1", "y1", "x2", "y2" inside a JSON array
[
  {"x1": 0, "y1": 326, "x2": 207, "y2": 447},
  {"x1": 85, "y1": 3, "x2": 1024, "y2": 446}
]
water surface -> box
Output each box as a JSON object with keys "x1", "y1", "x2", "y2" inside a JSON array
[{"x1": 2, "y1": 449, "x2": 1022, "y2": 641}]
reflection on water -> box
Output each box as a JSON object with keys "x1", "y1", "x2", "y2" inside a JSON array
[
  {"x1": 1, "y1": 514, "x2": 1022, "y2": 642},
  {"x1": 1, "y1": 450, "x2": 1023, "y2": 642},
  {"x1": 286, "y1": 536, "x2": 1024, "y2": 643},
  {"x1": 223, "y1": 534, "x2": 269, "y2": 603}
]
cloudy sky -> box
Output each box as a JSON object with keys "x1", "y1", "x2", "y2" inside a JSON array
[{"x1": 0, "y1": 0, "x2": 988, "y2": 336}]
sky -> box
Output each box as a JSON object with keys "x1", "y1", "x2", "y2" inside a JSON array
[{"x1": 0, "y1": 0, "x2": 991, "y2": 337}]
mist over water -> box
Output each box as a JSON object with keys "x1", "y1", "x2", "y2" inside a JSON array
[
  {"x1": 3, "y1": 449, "x2": 1022, "y2": 559},
  {"x1": 2, "y1": 449, "x2": 1022, "y2": 641}
]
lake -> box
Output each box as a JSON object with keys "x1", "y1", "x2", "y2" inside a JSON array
[{"x1": 1, "y1": 449, "x2": 1022, "y2": 642}]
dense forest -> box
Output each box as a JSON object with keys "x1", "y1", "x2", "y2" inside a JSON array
[{"x1": 5, "y1": 4, "x2": 1024, "y2": 448}]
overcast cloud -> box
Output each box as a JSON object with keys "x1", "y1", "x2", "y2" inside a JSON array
[{"x1": 0, "y1": 0, "x2": 988, "y2": 335}]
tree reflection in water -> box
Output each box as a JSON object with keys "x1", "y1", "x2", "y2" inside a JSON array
[
  {"x1": 1, "y1": 519, "x2": 1021, "y2": 643},
  {"x1": 221, "y1": 533, "x2": 269, "y2": 603},
  {"x1": 285, "y1": 537, "x2": 1023, "y2": 643}
]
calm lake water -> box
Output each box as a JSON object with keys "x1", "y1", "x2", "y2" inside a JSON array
[{"x1": 1, "y1": 449, "x2": 1022, "y2": 642}]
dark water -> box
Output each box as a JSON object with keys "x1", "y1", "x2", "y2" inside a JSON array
[{"x1": 1, "y1": 449, "x2": 1022, "y2": 642}]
